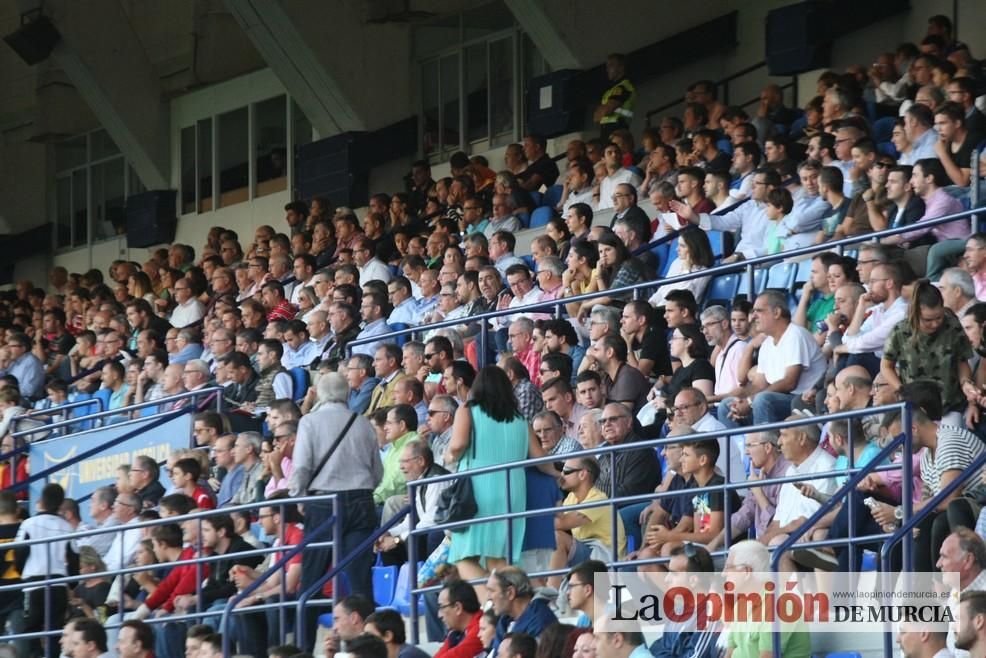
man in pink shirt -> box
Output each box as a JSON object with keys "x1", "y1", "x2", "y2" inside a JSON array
[
  {"x1": 887, "y1": 158, "x2": 967, "y2": 280},
  {"x1": 508, "y1": 317, "x2": 542, "y2": 386},
  {"x1": 264, "y1": 420, "x2": 296, "y2": 497},
  {"x1": 965, "y1": 234, "x2": 986, "y2": 300}
]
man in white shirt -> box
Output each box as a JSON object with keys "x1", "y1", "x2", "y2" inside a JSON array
[
  {"x1": 387, "y1": 276, "x2": 421, "y2": 326},
  {"x1": 722, "y1": 290, "x2": 826, "y2": 426},
  {"x1": 103, "y1": 492, "x2": 143, "y2": 572},
  {"x1": 17, "y1": 483, "x2": 77, "y2": 656},
  {"x1": 483, "y1": 193, "x2": 523, "y2": 239},
  {"x1": 306, "y1": 310, "x2": 332, "y2": 354},
  {"x1": 598, "y1": 143, "x2": 641, "y2": 210},
  {"x1": 776, "y1": 160, "x2": 832, "y2": 249},
  {"x1": 168, "y1": 278, "x2": 205, "y2": 328},
  {"x1": 670, "y1": 387, "x2": 746, "y2": 489},
  {"x1": 281, "y1": 320, "x2": 318, "y2": 369},
  {"x1": 561, "y1": 160, "x2": 595, "y2": 213},
  {"x1": 375, "y1": 439, "x2": 450, "y2": 554},
  {"x1": 353, "y1": 236, "x2": 392, "y2": 285},
  {"x1": 835, "y1": 261, "x2": 907, "y2": 376},
  {"x1": 289, "y1": 254, "x2": 316, "y2": 305},
  {"x1": 761, "y1": 417, "x2": 837, "y2": 572},
  {"x1": 76, "y1": 486, "x2": 120, "y2": 558},
  {"x1": 676, "y1": 168, "x2": 781, "y2": 262},
  {"x1": 489, "y1": 231, "x2": 525, "y2": 279},
  {"x1": 900, "y1": 104, "x2": 938, "y2": 164}
]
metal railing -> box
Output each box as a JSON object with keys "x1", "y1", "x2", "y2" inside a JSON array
[
  {"x1": 7, "y1": 407, "x2": 195, "y2": 495},
  {"x1": 347, "y1": 202, "x2": 985, "y2": 362},
  {"x1": 18, "y1": 396, "x2": 104, "y2": 420},
  {"x1": 10, "y1": 385, "x2": 224, "y2": 442},
  {"x1": 0, "y1": 493, "x2": 338, "y2": 655},
  {"x1": 643, "y1": 61, "x2": 799, "y2": 126},
  {"x1": 402, "y1": 403, "x2": 912, "y2": 644}
]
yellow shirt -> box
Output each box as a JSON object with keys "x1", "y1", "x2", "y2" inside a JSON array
[{"x1": 563, "y1": 487, "x2": 626, "y2": 557}]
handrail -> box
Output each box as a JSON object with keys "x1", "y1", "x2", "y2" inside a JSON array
[
  {"x1": 0, "y1": 493, "x2": 338, "y2": 650},
  {"x1": 769, "y1": 412, "x2": 913, "y2": 658},
  {"x1": 347, "y1": 204, "x2": 984, "y2": 353},
  {"x1": 6, "y1": 407, "x2": 194, "y2": 494},
  {"x1": 879, "y1": 448, "x2": 986, "y2": 657},
  {"x1": 220, "y1": 499, "x2": 339, "y2": 658},
  {"x1": 294, "y1": 503, "x2": 413, "y2": 645},
  {"x1": 644, "y1": 61, "x2": 768, "y2": 122},
  {"x1": 404, "y1": 403, "x2": 909, "y2": 643},
  {"x1": 11, "y1": 385, "x2": 224, "y2": 440},
  {"x1": 18, "y1": 396, "x2": 104, "y2": 418}
]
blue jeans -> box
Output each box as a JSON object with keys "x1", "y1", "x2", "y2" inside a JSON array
[
  {"x1": 752, "y1": 391, "x2": 795, "y2": 425},
  {"x1": 619, "y1": 502, "x2": 650, "y2": 551}
]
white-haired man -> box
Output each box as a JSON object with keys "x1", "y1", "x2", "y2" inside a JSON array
[{"x1": 290, "y1": 372, "x2": 383, "y2": 650}]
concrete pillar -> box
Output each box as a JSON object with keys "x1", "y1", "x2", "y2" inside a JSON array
[{"x1": 18, "y1": 0, "x2": 171, "y2": 189}]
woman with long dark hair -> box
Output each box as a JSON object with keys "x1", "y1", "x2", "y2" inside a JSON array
[
  {"x1": 648, "y1": 229, "x2": 714, "y2": 307},
  {"x1": 882, "y1": 280, "x2": 975, "y2": 428},
  {"x1": 578, "y1": 230, "x2": 645, "y2": 320},
  {"x1": 446, "y1": 366, "x2": 556, "y2": 599}
]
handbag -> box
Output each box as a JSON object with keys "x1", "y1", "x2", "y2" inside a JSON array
[{"x1": 434, "y1": 421, "x2": 477, "y2": 530}]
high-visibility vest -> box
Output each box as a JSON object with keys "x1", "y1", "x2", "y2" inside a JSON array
[{"x1": 600, "y1": 78, "x2": 636, "y2": 125}]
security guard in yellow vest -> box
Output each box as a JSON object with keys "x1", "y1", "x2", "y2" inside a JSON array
[{"x1": 595, "y1": 53, "x2": 636, "y2": 139}]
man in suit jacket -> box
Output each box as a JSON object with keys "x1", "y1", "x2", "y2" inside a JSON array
[{"x1": 365, "y1": 344, "x2": 406, "y2": 415}]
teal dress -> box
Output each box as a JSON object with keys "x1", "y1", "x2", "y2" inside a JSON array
[{"x1": 448, "y1": 407, "x2": 529, "y2": 564}]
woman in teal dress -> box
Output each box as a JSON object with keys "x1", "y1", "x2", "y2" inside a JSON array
[{"x1": 446, "y1": 366, "x2": 557, "y2": 598}]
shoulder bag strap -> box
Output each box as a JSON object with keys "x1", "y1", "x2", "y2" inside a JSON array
[{"x1": 306, "y1": 412, "x2": 358, "y2": 493}]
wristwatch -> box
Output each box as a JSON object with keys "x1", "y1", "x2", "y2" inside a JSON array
[{"x1": 894, "y1": 506, "x2": 904, "y2": 521}]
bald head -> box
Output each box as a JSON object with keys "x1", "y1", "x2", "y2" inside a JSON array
[{"x1": 835, "y1": 366, "x2": 872, "y2": 409}]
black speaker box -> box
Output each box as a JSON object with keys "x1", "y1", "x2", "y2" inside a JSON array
[
  {"x1": 3, "y1": 16, "x2": 60, "y2": 66},
  {"x1": 765, "y1": 2, "x2": 832, "y2": 76},
  {"x1": 126, "y1": 190, "x2": 177, "y2": 248}
]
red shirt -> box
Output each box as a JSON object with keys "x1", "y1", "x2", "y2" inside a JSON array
[
  {"x1": 435, "y1": 610, "x2": 484, "y2": 658},
  {"x1": 267, "y1": 299, "x2": 297, "y2": 322},
  {"x1": 145, "y1": 546, "x2": 210, "y2": 612},
  {"x1": 190, "y1": 485, "x2": 215, "y2": 510}
]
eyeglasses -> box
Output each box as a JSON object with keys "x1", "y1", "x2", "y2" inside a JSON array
[
  {"x1": 600, "y1": 416, "x2": 625, "y2": 424},
  {"x1": 873, "y1": 162, "x2": 890, "y2": 169},
  {"x1": 437, "y1": 602, "x2": 456, "y2": 610},
  {"x1": 670, "y1": 402, "x2": 702, "y2": 414},
  {"x1": 427, "y1": 409, "x2": 448, "y2": 416},
  {"x1": 561, "y1": 467, "x2": 585, "y2": 475}
]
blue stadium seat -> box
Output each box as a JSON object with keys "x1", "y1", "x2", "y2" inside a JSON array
[
  {"x1": 764, "y1": 262, "x2": 797, "y2": 291},
  {"x1": 860, "y1": 550, "x2": 876, "y2": 572},
  {"x1": 516, "y1": 211, "x2": 530, "y2": 228},
  {"x1": 707, "y1": 231, "x2": 725, "y2": 260},
  {"x1": 389, "y1": 562, "x2": 425, "y2": 617},
  {"x1": 528, "y1": 191, "x2": 543, "y2": 207},
  {"x1": 660, "y1": 239, "x2": 679, "y2": 277},
  {"x1": 872, "y1": 116, "x2": 895, "y2": 143},
  {"x1": 626, "y1": 166, "x2": 643, "y2": 180},
  {"x1": 648, "y1": 242, "x2": 670, "y2": 276},
  {"x1": 794, "y1": 258, "x2": 813, "y2": 286},
  {"x1": 389, "y1": 323, "x2": 411, "y2": 347},
  {"x1": 94, "y1": 388, "x2": 112, "y2": 419},
  {"x1": 704, "y1": 273, "x2": 740, "y2": 308},
  {"x1": 521, "y1": 255, "x2": 536, "y2": 271},
  {"x1": 737, "y1": 268, "x2": 767, "y2": 297},
  {"x1": 373, "y1": 558, "x2": 399, "y2": 609},
  {"x1": 542, "y1": 184, "x2": 563, "y2": 209},
  {"x1": 289, "y1": 367, "x2": 309, "y2": 403},
  {"x1": 825, "y1": 653, "x2": 862, "y2": 658},
  {"x1": 529, "y1": 206, "x2": 554, "y2": 229}
]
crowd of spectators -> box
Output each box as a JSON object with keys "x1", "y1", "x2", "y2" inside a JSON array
[{"x1": 1, "y1": 12, "x2": 986, "y2": 658}]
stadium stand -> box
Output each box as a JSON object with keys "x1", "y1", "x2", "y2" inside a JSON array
[{"x1": 1, "y1": 7, "x2": 986, "y2": 658}]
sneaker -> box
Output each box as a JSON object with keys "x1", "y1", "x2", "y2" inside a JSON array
[{"x1": 791, "y1": 547, "x2": 839, "y2": 571}]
